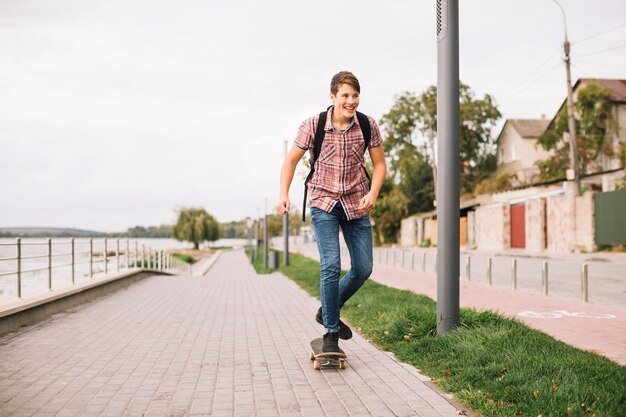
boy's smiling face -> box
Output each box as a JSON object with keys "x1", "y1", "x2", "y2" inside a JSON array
[{"x1": 330, "y1": 83, "x2": 360, "y2": 122}]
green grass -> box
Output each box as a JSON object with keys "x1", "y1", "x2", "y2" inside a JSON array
[
  {"x1": 172, "y1": 253, "x2": 196, "y2": 264},
  {"x1": 252, "y1": 251, "x2": 626, "y2": 417}
]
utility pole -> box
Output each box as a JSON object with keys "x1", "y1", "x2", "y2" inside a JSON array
[
  {"x1": 435, "y1": 0, "x2": 460, "y2": 334},
  {"x1": 283, "y1": 140, "x2": 290, "y2": 266},
  {"x1": 552, "y1": 0, "x2": 580, "y2": 195}
]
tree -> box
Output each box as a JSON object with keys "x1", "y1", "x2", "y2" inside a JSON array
[
  {"x1": 373, "y1": 83, "x2": 501, "y2": 242},
  {"x1": 537, "y1": 81, "x2": 614, "y2": 180},
  {"x1": 379, "y1": 84, "x2": 501, "y2": 196},
  {"x1": 173, "y1": 207, "x2": 219, "y2": 249}
]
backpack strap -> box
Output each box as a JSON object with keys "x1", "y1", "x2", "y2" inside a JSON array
[
  {"x1": 302, "y1": 110, "x2": 328, "y2": 221},
  {"x1": 356, "y1": 111, "x2": 372, "y2": 183}
]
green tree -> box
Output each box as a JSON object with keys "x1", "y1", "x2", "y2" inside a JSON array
[
  {"x1": 374, "y1": 83, "x2": 501, "y2": 242},
  {"x1": 537, "y1": 81, "x2": 615, "y2": 180},
  {"x1": 173, "y1": 207, "x2": 219, "y2": 249}
]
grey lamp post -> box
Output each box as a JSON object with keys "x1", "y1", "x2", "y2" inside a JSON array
[{"x1": 436, "y1": 0, "x2": 460, "y2": 334}]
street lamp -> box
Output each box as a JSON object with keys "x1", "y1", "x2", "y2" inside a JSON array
[{"x1": 551, "y1": 0, "x2": 581, "y2": 195}]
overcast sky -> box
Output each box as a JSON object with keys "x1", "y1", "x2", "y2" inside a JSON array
[{"x1": 1, "y1": 0, "x2": 625, "y2": 232}]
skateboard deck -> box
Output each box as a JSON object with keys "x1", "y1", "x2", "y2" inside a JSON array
[{"x1": 309, "y1": 337, "x2": 347, "y2": 370}]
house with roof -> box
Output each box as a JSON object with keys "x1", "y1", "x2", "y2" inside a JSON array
[
  {"x1": 400, "y1": 79, "x2": 626, "y2": 253},
  {"x1": 545, "y1": 78, "x2": 626, "y2": 174},
  {"x1": 495, "y1": 118, "x2": 552, "y2": 185}
]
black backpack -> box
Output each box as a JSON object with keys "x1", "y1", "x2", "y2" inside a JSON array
[{"x1": 302, "y1": 108, "x2": 372, "y2": 221}]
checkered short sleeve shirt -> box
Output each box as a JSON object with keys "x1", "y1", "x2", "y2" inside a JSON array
[{"x1": 294, "y1": 106, "x2": 383, "y2": 221}]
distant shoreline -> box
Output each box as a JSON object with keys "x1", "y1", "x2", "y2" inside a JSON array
[{"x1": 0, "y1": 226, "x2": 173, "y2": 239}]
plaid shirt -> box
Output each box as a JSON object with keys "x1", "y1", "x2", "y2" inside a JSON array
[{"x1": 294, "y1": 106, "x2": 383, "y2": 221}]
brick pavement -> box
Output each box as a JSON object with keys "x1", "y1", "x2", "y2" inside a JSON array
[
  {"x1": 291, "y1": 243, "x2": 626, "y2": 366},
  {"x1": 0, "y1": 250, "x2": 463, "y2": 417}
]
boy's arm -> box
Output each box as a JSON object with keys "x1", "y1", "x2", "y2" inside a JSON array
[
  {"x1": 358, "y1": 146, "x2": 386, "y2": 213},
  {"x1": 277, "y1": 145, "x2": 306, "y2": 215}
]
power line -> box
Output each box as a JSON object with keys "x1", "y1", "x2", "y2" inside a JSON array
[
  {"x1": 499, "y1": 60, "x2": 563, "y2": 105},
  {"x1": 575, "y1": 42, "x2": 626, "y2": 58},
  {"x1": 498, "y1": 47, "x2": 562, "y2": 104},
  {"x1": 572, "y1": 22, "x2": 626, "y2": 44}
]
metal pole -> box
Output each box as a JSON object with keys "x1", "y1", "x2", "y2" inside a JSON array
[
  {"x1": 116, "y1": 238, "x2": 120, "y2": 271},
  {"x1": 581, "y1": 263, "x2": 588, "y2": 302},
  {"x1": 283, "y1": 140, "x2": 290, "y2": 266},
  {"x1": 542, "y1": 261, "x2": 549, "y2": 295},
  {"x1": 465, "y1": 255, "x2": 471, "y2": 281},
  {"x1": 487, "y1": 257, "x2": 492, "y2": 285},
  {"x1": 89, "y1": 238, "x2": 93, "y2": 278},
  {"x1": 16, "y1": 238, "x2": 21, "y2": 299},
  {"x1": 436, "y1": 0, "x2": 460, "y2": 334},
  {"x1": 47, "y1": 238, "x2": 52, "y2": 291},
  {"x1": 71, "y1": 238, "x2": 75, "y2": 285},
  {"x1": 104, "y1": 239, "x2": 108, "y2": 274},
  {"x1": 511, "y1": 258, "x2": 517, "y2": 289},
  {"x1": 551, "y1": 0, "x2": 580, "y2": 195},
  {"x1": 263, "y1": 213, "x2": 269, "y2": 269}
]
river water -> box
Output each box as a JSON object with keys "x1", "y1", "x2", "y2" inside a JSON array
[{"x1": 0, "y1": 237, "x2": 246, "y2": 303}]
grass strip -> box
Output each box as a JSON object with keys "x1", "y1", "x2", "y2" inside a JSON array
[
  {"x1": 172, "y1": 253, "x2": 196, "y2": 264},
  {"x1": 251, "y1": 250, "x2": 626, "y2": 417}
]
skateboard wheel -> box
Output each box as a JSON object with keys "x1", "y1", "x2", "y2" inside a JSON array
[
  {"x1": 339, "y1": 360, "x2": 347, "y2": 369},
  {"x1": 309, "y1": 352, "x2": 315, "y2": 360},
  {"x1": 313, "y1": 360, "x2": 321, "y2": 370}
]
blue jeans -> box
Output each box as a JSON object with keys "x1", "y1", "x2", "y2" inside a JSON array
[{"x1": 311, "y1": 203, "x2": 373, "y2": 333}]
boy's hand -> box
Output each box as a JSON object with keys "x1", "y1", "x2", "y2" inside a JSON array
[
  {"x1": 357, "y1": 192, "x2": 377, "y2": 214},
  {"x1": 276, "y1": 197, "x2": 291, "y2": 215}
]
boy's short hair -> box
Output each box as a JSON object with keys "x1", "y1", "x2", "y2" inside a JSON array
[{"x1": 330, "y1": 71, "x2": 360, "y2": 95}]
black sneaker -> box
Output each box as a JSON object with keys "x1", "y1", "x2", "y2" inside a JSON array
[
  {"x1": 322, "y1": 332, "x2": 340, "y2": 353},
  {"x1": 316, "y1": 307, "x2": 353, "y2": 340}
]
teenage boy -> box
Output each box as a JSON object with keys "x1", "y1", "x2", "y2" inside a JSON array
[{"x1": 276, "y1": 71, "x2": 386, "y2": 353}]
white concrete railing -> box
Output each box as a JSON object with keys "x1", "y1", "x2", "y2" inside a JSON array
[{"x1": 0, "y1": 238, "x2": 190, "y2": 300}]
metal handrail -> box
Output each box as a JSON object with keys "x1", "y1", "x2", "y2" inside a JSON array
[{"x1": 0, "y1": 237, "x2": 185, "y2": 301}]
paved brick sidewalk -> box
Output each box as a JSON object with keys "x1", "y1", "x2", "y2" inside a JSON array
[
  {"x1": 291, "y1": 243, "x2": 626, "y2": 366},
  {"x1": 0, "y1": 250, "x2": 463, "y2": 417}
]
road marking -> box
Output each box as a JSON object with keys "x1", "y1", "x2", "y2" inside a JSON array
[{"x1": 518, "y1": 310, "x2": 616, "y2": 319}]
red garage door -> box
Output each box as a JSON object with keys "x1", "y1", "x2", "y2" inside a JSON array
[{"x1": 510, "y1": 204, "x2": 526, "y2": 248}]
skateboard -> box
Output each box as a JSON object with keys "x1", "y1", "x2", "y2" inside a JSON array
[{"x1": 309, "y1": 337, "x2": 347, "y2": 370}]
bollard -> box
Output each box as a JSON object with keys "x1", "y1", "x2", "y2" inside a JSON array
[
  {"x1": 581, "y1": 264, "x2": 588, "y2": 302},
  {"x1": 465, "y1": 255, "x2": 471, "y2": 281},
  {"x1": 487, "y1": 257, "x2": 492, "y2": 285},
  {"x1": 511, "y1": 258, "x2": 517, "y2": 290},
  {"x1": 48, "y1": 238, "x2": 52, "y2": 291},
  {"x1": 71, "y1": 238, "x2": 75, "y2": 285},
  {"x1": 16, "y1": 238, "x2": 22, "y2": 299},
  {"x1": 542, "y1": 261, "x2": 549, "y2": 296}
]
